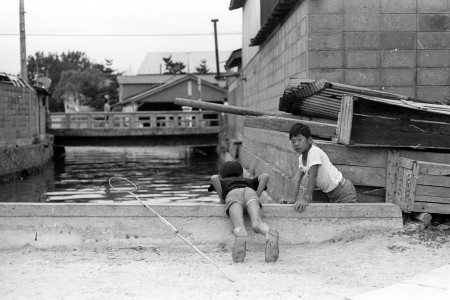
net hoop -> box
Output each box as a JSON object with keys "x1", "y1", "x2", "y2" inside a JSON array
[{"x1": 109, "y1": 177, "x2": 138, "y2": 192}]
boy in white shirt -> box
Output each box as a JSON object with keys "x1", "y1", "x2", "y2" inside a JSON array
[{"x1": 287, "y1": 123, "x2": 357, "y2": 212}]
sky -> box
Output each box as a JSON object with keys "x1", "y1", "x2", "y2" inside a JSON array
[{"x1": 0, "y1": 0, "x2": 242, "y2": 75}]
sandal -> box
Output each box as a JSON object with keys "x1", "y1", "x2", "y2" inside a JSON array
[
  {"x1": 265, "y1": 228, "x2": 279, "y2": 262},
  {"x1": 232, "y1": 229, "x2": 247, "y2": 263}
]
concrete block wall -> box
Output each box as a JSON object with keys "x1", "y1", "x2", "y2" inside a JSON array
[
  {"x1": 0, "y1": 84, "x2": 53, "y2": 181},
  {"x1": 236, "y1": 0, "x2": 450, "y2": 198},
  {"x1": 0, "y1": 84, "x2": 39, "y2": 147},
  {"x1": 306, "y1": 0, "x2": 450, "y2": 103}
]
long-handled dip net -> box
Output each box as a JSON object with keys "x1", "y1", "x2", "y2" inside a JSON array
[{"x1": 109, "y1": 177, "x2": 234, "y2": 282}]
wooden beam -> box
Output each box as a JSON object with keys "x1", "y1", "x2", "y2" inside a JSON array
[
  {"x1": 337, "y1": 95, "x2": 354, "y2": 145},
  {"x1": 385, "y1": 149, "x2": 399, "y2": 203},
  {"x1": 412, "y1": 202, "x2": 450, "y2": 214},
  {"x1": 175, "y1": 97, "x2": 279, "y2": 117},
  {"x1": 243, "y1": 115, "x2": 337, "y2": 139}
]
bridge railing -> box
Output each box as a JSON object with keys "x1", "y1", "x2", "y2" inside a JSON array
[{"x1": 47, "y1": 111, "x2": 220, "y2": 130}]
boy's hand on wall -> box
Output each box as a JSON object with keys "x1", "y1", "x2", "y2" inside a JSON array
[
  {"x1": 294, "y1": 200, "x2": 309, "y2": 212},
  {"x1": 295, "y1": 193, "x2": 311, "y2": 212}
]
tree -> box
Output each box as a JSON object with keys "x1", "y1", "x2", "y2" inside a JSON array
[
  {"x1": 194, "y1": 59, "x2": 210, "y2": 74},
  {"x1": 162, "y1": 55, "x2": 186, "y2": 74},
  {"x1": 27, "y1": 51, "x2": 121, "y2": 111},
  {"x1": 53, "y1": 68, "x2": 107, "y2": 110}
]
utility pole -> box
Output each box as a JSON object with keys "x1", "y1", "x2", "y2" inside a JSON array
[
  {"x1": 211, "y1": 19, "x2": 220, "y2": 80},
  {"x1": 19, "y1": 0, "x2": 28, "y2": 81}
]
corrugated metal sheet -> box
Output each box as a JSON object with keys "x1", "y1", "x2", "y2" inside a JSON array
[{"x1": 279, "y1": 78, "x2": 450, "y2": 119}]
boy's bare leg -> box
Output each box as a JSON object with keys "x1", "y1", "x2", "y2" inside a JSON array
[
  {"x1": 228, "y1": 203, "x2": 247, "y2": 263},
  {"x1": 246, "y1": 201, "x2": 279, "y2": 263},
  {"x1": 246, "y1": 201, "x2": 270, "y2": 235}
]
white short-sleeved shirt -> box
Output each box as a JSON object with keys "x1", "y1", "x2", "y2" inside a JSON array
[{"x1": 299, "y1": 145, "x2": 342, "y2": 193}]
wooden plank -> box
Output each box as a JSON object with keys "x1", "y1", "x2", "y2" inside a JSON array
[
  {"x1": 385, "y1": 149, "x2": 399, "y2": 203},
  {"x1": 318, "y1": 141, "x2": 388, "y2": 168},
  {"x1": 412, "y1": 202, "x2": 450, "y2": 214},
  {"x1": 174, "y1": 97, "x2": 279, "y2": 117},
  {"x1": 398, "y1": 157, "x2": 414, "y2": 169},
  {"x1": 350, "y1": 127, "x2": 450, "y2": 149},
  {"x1": 417, "y1": 161, "x2": 450, "y2": 176},
  {"x1": 416, "y1": 185, "x2": 450, "y2": 198},
  {"x1": 415, "y1": 195, "x2": 450, "y2": 204},
  {"x1": 336, "y1": 165, "x2": 386, "y2": 187},
  {"x1": 337, "y1": 95, "x2": 354, "y2": 145},
  {"x1": 417, "y1": 174, "x2": 450, "y2": 187},
  {"x1": 352, "y1": 114, "x2": 450, "y2": 136},
  {"x1": 400, "y1": 149, "x2": 450, "y2": 165},
  {"x1": 395, "y1": 166, "x2": 408, "y2": 211},
  {"x1": 354, "y1": 98, "x2": 450, "y2": 123},
  {"x1": 243, "y1": 115, "x2": 337, "y2": 139},
  {"x1": 409, "y1": 162, "x2": 419, "y2": 211}
]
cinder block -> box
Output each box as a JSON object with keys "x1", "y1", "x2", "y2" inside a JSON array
[
  {"x1": 345, "y1": 32, "x2": 380, "y2": 49},
  {"x1": 308, "y1": 51, "x2": 344, "y2": 69},
  {"x1": 309, "y1": 14, "x2": 343, "y2": 32},
  {"x1": 417, "y1": 32, "x2": 450, "y2": 49},
  {"x1": 308, "y1": 0, "x2": 344, "y2": 14},
  {"x1": 308, "y1": 69, "x2": 344, "y2": 82},
  {"x1": 418, "y1": 0, "x2": 450, "y2": 13},
  {"x1": 381, "y1": 50, "x2": 416, "y2": 68},
  {"x1": 417, "y1": 50, "x2": 450, "y2": 67},
  {"x1": 381, "y1": 14, "x2": 416, "y2": 31},
  {"x1": 381, "y1": 0, "x2": 416, "y2": 13},
  {"x1": 418, "y1": 14, "x2": 450, "y2": 31},
  {"x1": 344, "y1": 0, "x2": 380, "y2": 13},
  {"x1": 381, "y1": 69, "x2": 416, "y2": 86},
  {"x1": 416, "y1": 85, "x2": 450, "y2": 104},
  {"x1": 344, "y1": 14, "x2": 380, "y2": 31},
  {"x1": 308, "y1": 33, "x2": 343, "y2": 50},
  {"x1": 345, "y1": 69, "x2": 380, "y2": 86},
  {"x1": 380, "y1": 32, "x2": 416, "y2": 50},
  {"x1": 418, "y1": 68, "x2": 450, "y2": 85},
  {"x1": 346, "y1": 51, "x2": 380, "y2": 68}
]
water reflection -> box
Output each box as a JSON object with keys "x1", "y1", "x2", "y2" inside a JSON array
[{"x1": 0, "y1": 146, "x2": 221, "y2": 204}]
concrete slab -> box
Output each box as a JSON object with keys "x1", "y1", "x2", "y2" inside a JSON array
[
  {"x1": 0, "y1": 203, "x2": 403, "y2": 249},
  {"x1": 347, "y1": 265, "x2": 450, "y2": 300}
]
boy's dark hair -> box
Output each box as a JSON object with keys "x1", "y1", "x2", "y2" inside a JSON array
[
  {"x1": 220, "y1": 161, "x2": 243, "y2": 178},
  {"x1": 289, "y1": 123, "x2": 312, "y2": 140}
]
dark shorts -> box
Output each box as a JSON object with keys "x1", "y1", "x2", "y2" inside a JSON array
[
  {"x1": 327, "y1": 178, "x2": 358, "y2": 203},
  {"x1": 225, "y1": 187, "x2": 262, "y2": 214}
]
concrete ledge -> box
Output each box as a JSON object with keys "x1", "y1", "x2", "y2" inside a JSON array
[{"x1": 0, "y1": 203, "x2": 403, "y2": 249}]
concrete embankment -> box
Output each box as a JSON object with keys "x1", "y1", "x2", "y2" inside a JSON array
[{"x1": 0, "y1": 203, "x2": 402, "y2": 249}]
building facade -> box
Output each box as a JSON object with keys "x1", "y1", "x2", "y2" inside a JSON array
[
  {"x1": 228, "y1": 0, "x2": 450, "y2": 197},
  {"x1": 0, "y1": 74, "x2": 53, "y2": 181}
]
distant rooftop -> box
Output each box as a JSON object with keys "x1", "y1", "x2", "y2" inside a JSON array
[{"x1": 138, "y1": 51, "x2": 232, "y2": 75}]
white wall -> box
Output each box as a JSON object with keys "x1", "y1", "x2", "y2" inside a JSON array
[{"x1": 242, "y1": 0, "x2": 261, "y2": 67}]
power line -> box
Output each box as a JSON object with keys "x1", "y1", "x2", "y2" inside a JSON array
[{"x1": 0, "y1": 32, "x2": 241, "y2": 37}]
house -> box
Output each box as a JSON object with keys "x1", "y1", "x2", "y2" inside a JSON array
[
  {"x1": 114, "y1": 74, "x2": 226, "y2": 112},
  {"x1": 224, "y1": 0, "x2": 450, "y2": 204}
]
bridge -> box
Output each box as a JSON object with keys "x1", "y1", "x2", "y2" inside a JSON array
[{"x1": 47, "y1": 111, "x2": 221, "y2": 146}]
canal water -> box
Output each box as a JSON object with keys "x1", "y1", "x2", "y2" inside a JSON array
[{"x1": 0, "y1": 146, "x2": 221, "y2": 204}]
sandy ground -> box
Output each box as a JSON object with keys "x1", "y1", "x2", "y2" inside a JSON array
[{"x1": 1, "y1": 223, "x2": 450, "y2": 300}]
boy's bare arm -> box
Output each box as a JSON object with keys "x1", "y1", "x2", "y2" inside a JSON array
[
  {"x1": 294, "y1": 165, "x2": 318, "y2": 212},
  {"x1": 256, "y1": 173, "x2": 269, "y2": 196},
  {"x1": 285, "y1": 168, "x2": 304, "y2": 203},
  {"x1": 210, "y1": 175, "x2": 225, "y2": 203}
]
